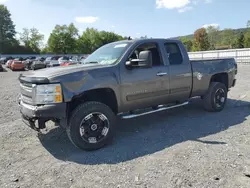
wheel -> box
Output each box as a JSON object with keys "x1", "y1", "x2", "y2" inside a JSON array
[
  {"x1": 203, "y1": 82, "x2": 227, "y2": 112},
  {"x1": 66, "y1": 101, "x2": 116, "y2": 151}
]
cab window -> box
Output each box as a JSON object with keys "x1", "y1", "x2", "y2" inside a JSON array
[{"x1": 128, "y1": 42, "x2": 163, "y2": 66}]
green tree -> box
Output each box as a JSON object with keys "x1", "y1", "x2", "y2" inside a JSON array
[
  {"x1": 48, "y1": 23, "x2": 79, "y2": 54},
  {"x1": 220, "y1": 29, "x2": 235, "y2": 48},
  {"x1": 233, "y1": 32, "x2": 245, "y2": 48},
  {"x1": 78, "y1": 28, "x2": 125, "y2": 54},
  {"x1": 244, "y1": 31, "x2": 250, "y2": 48},
  {"x1": 193, "y1": 28, "x2": 210, "y2": 51},
  {"x1": 179, "y1": 37, "x2": 193, "y2": 52},
  {"x1": 99, "y1": 31, "x2": 124, "y2": 45},
  {"x1": 19, "y1": 28, "x2": 44, "y2": 53},
  {"x1": 78, "y1": 28, "x2": 102, "y2": 54},
  {"x1": 0, "y1": 5, "x2": 16, "y2": 53},
  {"x1": 206, "y1": 25, "x2": 220, "y2": 50}
]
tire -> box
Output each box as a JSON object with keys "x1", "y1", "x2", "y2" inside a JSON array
[
  {"x1": 203, "y1": 82, "x2": 228, "y2": 112},
  {"x1": 66, "y1": 101, "x2": 116, "y2": 151}
]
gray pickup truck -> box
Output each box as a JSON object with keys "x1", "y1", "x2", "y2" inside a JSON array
[{"x1": 18, "y1": 39, "x2": 237, "y2": 151}]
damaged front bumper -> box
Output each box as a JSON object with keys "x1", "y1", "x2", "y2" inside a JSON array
[{"x1": 19, "y1": 100, "x2": 66, "y2": 131}]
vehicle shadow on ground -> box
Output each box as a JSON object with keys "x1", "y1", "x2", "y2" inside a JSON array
[{"x1": 38, "y1": 98, "x2": 250, "y2": 165}]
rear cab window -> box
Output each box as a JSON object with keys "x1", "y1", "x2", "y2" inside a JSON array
[{"x1": 164, "y1": 43, "x2": 183, "y2": 65}]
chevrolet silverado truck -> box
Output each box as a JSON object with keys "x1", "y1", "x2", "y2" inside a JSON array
[{"x1": 18, "y1": 39, "x2": 237, "y2": 151}]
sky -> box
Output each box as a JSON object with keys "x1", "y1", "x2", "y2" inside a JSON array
[{"x1": 1, "y1": 0, "x2": 250, "y2": 42}]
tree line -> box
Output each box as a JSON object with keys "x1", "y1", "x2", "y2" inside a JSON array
[
  {"x1": 0, "y1": 4, "x2": 126, "y2": 55},
  {"x1": 179, "y1": 22, "x2": 250, "y2": 52},
  {"x1": 1, "y1": 4, "x2": 250, "y2": 55}
]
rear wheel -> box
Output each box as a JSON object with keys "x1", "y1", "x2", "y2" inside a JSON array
[
  {"x1": 66, "y1": 101, "x2": 116, "y2": 151},
  {"x1": 203, "y1": 82, "x2": 227, "y2": 112}
]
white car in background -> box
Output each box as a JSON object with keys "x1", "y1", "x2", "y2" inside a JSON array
[
  {"x1": 46, "y1": 56, "x2": 61, "y2": 67},
  {"x1": 58, "y1": 56, "x2": 70, "y2": 65}
]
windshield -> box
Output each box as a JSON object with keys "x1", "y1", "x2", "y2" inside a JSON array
[{"x1": 81, "y1": 42, "x2": 131, "y2": 65}]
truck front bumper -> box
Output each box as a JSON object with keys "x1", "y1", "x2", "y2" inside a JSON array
[{"x1": 19, "y1": 100, "x2": 66, "y2": 131}]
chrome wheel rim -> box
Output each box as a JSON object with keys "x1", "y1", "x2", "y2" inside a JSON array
[{"x1": 79, "y1": 112, "x2": 109, "y2": 144}]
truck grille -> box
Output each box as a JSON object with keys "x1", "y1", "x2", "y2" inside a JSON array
[{"x1": 20, "y1": 83, "x2": 33, "y2": 105}]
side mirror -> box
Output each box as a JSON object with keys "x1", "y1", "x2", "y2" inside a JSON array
[{"x1": 126, "y1": 50, "x2": 152, "y2": 68}]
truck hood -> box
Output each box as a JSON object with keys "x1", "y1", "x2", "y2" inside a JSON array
[{"x1": 19, "y1": 64, "x2": 109, "y2": 83}]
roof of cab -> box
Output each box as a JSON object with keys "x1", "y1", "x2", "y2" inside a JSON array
[{"x1": 116, "y1": 38, "x2": 181, "y2": 44}]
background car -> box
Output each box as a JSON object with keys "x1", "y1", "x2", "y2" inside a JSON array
[
  {"x1": 24, "y1": 56, "x2": 36, "y2": 69},
  {"x1": 1, "y1": 56, "x2": 13, "y2": 64},
  {"x1": 58, "y1": 56, "x2": 70, "y2": 65},
  {"x1": 79, "y1": 55, "x2": 89, "y2": 60},
  {"x1": 46, "y1": 56, "x2": 60, "y2": 67},
  {"x1": 0, "y1": 57, "x2": 7, "y2": 64},
  {"x1": 10, "y1": 61, "x2": 25, "y2": 71},
  {"x1": 6, "y1": 59, "x2": 14, "y2": 68},
  {"x1": 44, "y1": 57, "x2": 52, "y2": 67},
  {"x1": 7, "y1": 57, "x2": 23, "y2": 68},
  {"x1": 30, "y1": 58, "x2": 46, "y2": 70},
  {"x1": 70, "y1": 56, "x2": 81, "y2": 64}
]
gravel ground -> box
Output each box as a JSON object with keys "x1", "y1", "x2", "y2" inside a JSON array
[{"x1": 0, "y1": 65, "x2": 250, "y2": 188}]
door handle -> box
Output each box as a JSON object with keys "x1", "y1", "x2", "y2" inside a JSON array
[{"x1": 156, "y1": 72, "x2": 167, "y2": 76}]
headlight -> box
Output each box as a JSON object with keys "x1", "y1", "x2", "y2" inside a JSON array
[{"x1": 34, "y1": 84, "x2": 63, "y2": 104}]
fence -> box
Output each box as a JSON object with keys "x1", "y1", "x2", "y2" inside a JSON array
[{"x1": 188, "y1": 48, "x2": 250, "y2": 63}]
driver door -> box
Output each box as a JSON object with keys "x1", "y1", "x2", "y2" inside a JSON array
[{"x1": 120, "y1": 42, "x2": 170, "y2": 112}]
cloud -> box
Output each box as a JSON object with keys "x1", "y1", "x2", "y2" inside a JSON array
[
  {"x1": 202, "y1": 23, "x2": 220, "y2": 28},
  {"x1": 156, "y1": 0, "x2": 190, "y2": 9},
  {"x1": 0, "y1": 0, "x2": 8, "y2": 3},
  {"x1": 178, "y1": 6, "x2": 193, "y2": 13},
  {"x1": 111, "y1": 25, "x2": 115, "y2": 28},
  {"x1": 156, "y1": 0, "x2": 213, "y2": 13},
  {"x1": 75, "y1": 16, "x2": 99, "y2": 24}
]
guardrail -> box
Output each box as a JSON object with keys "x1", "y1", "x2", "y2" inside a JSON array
[{"x1": 188, "y1": 48, "x2": 250, "y2": 63}]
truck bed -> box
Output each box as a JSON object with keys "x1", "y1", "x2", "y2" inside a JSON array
[{"x1": 190, "y1": 58, "x2": 237, "y2": 97}]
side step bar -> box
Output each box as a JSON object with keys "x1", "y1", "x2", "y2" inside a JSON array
[{"x1": 120, "y1": 101, "x2": 189, "y2": 119}]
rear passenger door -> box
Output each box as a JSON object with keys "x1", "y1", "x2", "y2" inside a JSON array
[{"x1": 164, "y1": 42, "x2": 192, "y2": 101}]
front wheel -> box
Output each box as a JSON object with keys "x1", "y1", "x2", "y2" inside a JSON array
[
  {"x1": 66, "y1": 101, "x2": 116, "y2": 151},
  {"x1": 203, "y1": 82, "x2": 228, "y2": 112}
]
